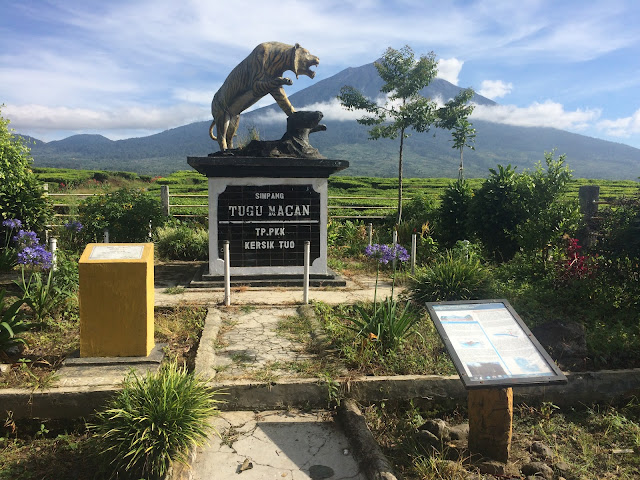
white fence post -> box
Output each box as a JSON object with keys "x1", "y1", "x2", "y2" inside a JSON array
[
  {"x1": 49, "y1": 237, "x2": 58, "y2": 270},
  {"x1": 411, "y1": 233, "x2": 417, "y2": 275},
  {"x1": 303, "y1": 241, "x2": 310, "y2": 305},
  {"x1": 367, "y1": 223, "x2": 373, "y2": 246},
  {"x1": 224, "y1": 240, "x2": 231, "y2": 307},
  {"x1": 103, "y1": 229, "x2": 109, "y2": 243},
  {"x1": 392, "y1": 230, "x2": 398, "y2": 270}
]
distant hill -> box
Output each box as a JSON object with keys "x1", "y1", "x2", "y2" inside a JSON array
[{"x1": 21, "y1": 62, "x2": 640, "y2": 180}]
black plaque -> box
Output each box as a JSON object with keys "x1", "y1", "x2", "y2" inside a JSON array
[{"x1": 218, "y1": 184, "x2": 320, "y2": 267}]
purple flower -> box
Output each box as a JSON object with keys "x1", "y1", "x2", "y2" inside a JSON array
[
  {"x1": 364, "y1": 243, "x2": 410, "y2": 264},
  {"x1": 393, "y1": 244, "x2": 410, "y2": 262},
  {"x1": 12, "y1": 229, "x2": 52, "y2": 269},
  {"x1": 2, "y1": 218, "x2": 22, "y2": 229},
  {"x1": 17, "y1": 244, "x2": 52, "y2": 269},
  {"x1": 13, "y1": 229, "x2": 39, "y2": 248},
  {"x1": 65, "y1": 220, "x2": 83, "y2": 232}
]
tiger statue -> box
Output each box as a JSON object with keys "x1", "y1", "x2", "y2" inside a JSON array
[{"x1": 209, "y1": 42, "x2": 319, "y2": 151}]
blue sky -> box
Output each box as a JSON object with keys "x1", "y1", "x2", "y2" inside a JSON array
[{"x1": 2, "y1": 0, "x2": 639, "y2": 149}]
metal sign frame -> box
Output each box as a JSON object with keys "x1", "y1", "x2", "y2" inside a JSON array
[{"x1": 426, "y1": 299, "x2": 567, "y2": 389}]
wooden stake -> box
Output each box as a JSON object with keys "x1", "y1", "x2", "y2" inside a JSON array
[{"x1": 468, "y1": 387, "x2": 513, "y2": 463}]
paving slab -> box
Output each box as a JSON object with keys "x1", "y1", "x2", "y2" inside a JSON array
[
  {"x1": 208, "y1": 307, "x2": 316, "y2": 381},
  {"x1": 154, "y1": 274, "x2": 398, "y2": 307},
  {"x1": 191, "y1": 410, "x2": 366, "y2": 480}
]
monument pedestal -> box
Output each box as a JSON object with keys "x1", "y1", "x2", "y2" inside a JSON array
[
  {"x1": 78, "y1": 243, "x2": 154, "y2": 357},
  {"x1": 187, "y1": 156, "x2": 348, "y2": 285}
]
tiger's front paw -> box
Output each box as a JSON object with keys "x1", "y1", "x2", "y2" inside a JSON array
[{"x1": 281, "y1": 77, "x2": 293, "y2": 86}]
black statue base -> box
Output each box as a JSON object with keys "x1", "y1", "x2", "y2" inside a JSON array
[
  {"x1": 190, "y1": 264, "x2": 346, "y2": 288},
  {"x1": 209, "y1": 110, "x2": 327, "y2": 159},
  {"x1": 188, "y1": 156, "x2": 349, "y2": 178}
]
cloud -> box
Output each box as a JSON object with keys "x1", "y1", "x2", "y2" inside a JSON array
[
  {"x1": 3, "y1": 103, "x2": 208, "y2": 136},
  {"x1": 471, "y1": 101, "x2": 601, "y2": 131},
  {"x1": 172, "y1": 87, "x2": 213, "y2": 105},
  {"x1": 478, "y1": 80, "x2": 513, "y2": 99},
  {"x1": 253, "y1": 98, "x2": 365, "y2": 124},
  {"x1": 597, "y1": 109, "x2": 640, "y2": 138},
  {"x1": 437, "y1": 58, "x2": 464, "y2": 85}
]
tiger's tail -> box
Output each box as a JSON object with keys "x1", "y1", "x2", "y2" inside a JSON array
[{"x1": 209, "y1": 120, "x2": 217, "y2": 141}]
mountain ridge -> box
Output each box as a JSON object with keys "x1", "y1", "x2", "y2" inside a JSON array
[{"x1": 19, "y1": 62, "x2": 640, "y2": 180}]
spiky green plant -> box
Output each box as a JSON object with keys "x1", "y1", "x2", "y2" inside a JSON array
[
  {"x1": 410, "y1": 250, "x2": 492, "y2": 303},
  {"x1": 93, "y1": 362, "x2": 221, "y2": 479},
  {"x1": 0, "y1": 289, "x2": 28, "y2": 352}
]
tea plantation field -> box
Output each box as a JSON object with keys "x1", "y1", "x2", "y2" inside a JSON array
[{"x1": 34, "y1": 167, "x2": 639, "y2": 221}]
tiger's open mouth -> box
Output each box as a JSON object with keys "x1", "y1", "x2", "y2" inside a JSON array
[{"x1": 299, "y1": 57, "x2": 319, "y2": 79}]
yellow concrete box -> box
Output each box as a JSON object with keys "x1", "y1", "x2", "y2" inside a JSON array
[{"x1": 79, "y1": 243, "x2": 154, "y2": 357}]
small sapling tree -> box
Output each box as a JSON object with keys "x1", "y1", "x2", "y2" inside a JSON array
[
  {"x1": 338, "y1": 46, "x2": 475, "y2": 224},
  {"x1": 436, "y1": 91, "x2": 476, "y2": 180}
]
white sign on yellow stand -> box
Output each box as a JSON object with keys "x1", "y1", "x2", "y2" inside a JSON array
[{"x1": 79, "y1": 243, "x2": 154, "y2": 357}]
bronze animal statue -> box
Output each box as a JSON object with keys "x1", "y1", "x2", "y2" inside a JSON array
[
  {"x1": 239, "y1": 110, "x2": 327, "y2": 159},
  {"x1": 209, "y1": 42, "x2": 319, "y2": 151}
]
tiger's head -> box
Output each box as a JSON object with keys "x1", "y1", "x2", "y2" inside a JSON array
[{"x1": 293, "y1": 43, "x2": 319, "y2": 79}]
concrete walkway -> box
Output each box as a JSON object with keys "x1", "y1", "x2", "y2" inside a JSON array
[
  {"x1": 185, "y1": 285, "x2": 386, "y2": 479},
  {"x1": 191, "y1": 410, "x2": 366, "y2": 480},
  {"x1": 202, "y1": 307, "x2": 318, "y2": 381},
  {"x1": 154, "y1": 273, "x2": 398, "y2": 307},
  {"x1": 154, "y1": 271, "x2": 398, "y2": 479}
]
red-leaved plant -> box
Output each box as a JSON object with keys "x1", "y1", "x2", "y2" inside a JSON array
[{"x1": 558, "y1": 237, "x2": 596, "y2": 282}]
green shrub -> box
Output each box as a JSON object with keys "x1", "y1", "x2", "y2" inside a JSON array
[
  {"x1": 0, "y1": 289, "x2": 28, "y2": 352},
  {"x1": 78, "y1": 187, "x2": 166, "y2": 243},
  {"x1": 468, "y1": 153, "x2": 577, "y2": 261},
  {"x1": 594, "y1": 189, "x2": 640, "y2": 260},
  {"x1": 394, "y1": 193, "x2": 439, "y2": 261},
  {"x1": 52, "y1": 249, "x2": 80, "y2": 294},
  {"x1": 33, "y1": 167, "x2": 94, "y2": 187},
  {"x1": 155, "y1": 223, "x2": 208, "y2": 260},
  {"x1": 327, "y1": 219, "x2": 369, "y2": 257},
  {"x1": 53, "y1": 220, "x2": 85, "y2": 254},
  {"x1": 436, "y1": 178, "x2": 473, "y2": 248},
  {"x1": 467, "y1": 164, "x2": 529, "y2": 261},
  {"x1": 400, "y1": 193, "x2": 437, "y2": 227},
  {"x1": 0, "y1": 107, "x2": 52, "y2": 232},
  {"x1": 410, "y1": 250, "x2": 492, "y2": 303},
  {"x1": 514, "y1": 153, "x2": 580, "y2": 258},
  {"x1": 93, "y1": 362, "x2": 221, "y2": 479}
]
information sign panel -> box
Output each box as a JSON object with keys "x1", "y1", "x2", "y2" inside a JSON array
[
  {"x1": 217, "y1": 184, "x2": 320, "y2": 267},
  {"x1": 89, "y1": 245, "x2": 144, "y2": 260},
  {"x1": 426, "y1": 299, "x2": 567, "y2": 389}
]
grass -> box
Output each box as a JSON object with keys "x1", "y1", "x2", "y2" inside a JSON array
[
  {"x1": 163, "y1": 286, "x2": 185, "y2": 294},
  {"x1": 313, "y1": 301, "x2": 456, "y2": 377},
  {"x1": 361, "y1": 398, "x2": 640, "y2": 480},
  {"x1": 0, "y1": 312, "x2": 79, "y2": 389},
  {"x1": 491, "y1": 261, "x2": 640, "y2": 371},
  {"x1": 0, "y1": 419, "x2": 99, "y2": 480},
  {"x1": 91, "y1": 362, "x2": 220, "y2": 479},
  {"x1": 1, "y1": 303, "x2": 207, "y2": 389},
  {"x1": 276, "y1": 314, "x2": 313, "y2": 343},
  {"x1": 154, "y1": 303, "x2": 207, "y2": 371},
  {"x1": 513, "y1": 400, "x2": 640, "y2": 479}
]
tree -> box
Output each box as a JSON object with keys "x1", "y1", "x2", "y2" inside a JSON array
[
  {"x1": 0, "y1": 106, "x2": 51, "y2": 232},
  {"x1": 338, "y1": 46, "x2": 475, "y2": 224},
  {"x1": 436, "y1": 90, "x2": 476, "y2": 180}
]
